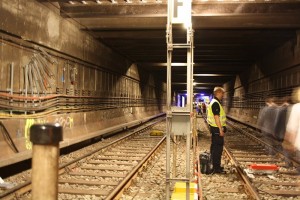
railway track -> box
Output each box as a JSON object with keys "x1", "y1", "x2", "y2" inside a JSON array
[
  {"x1": 224, "y1": 121, "x2": 300, "y2": 200},
  {"x1": 0, "y1": 118, "x2": 166, "y2": 200},
  {"x1": 200, "y1": 115, "x2": 300, "y2": 199}
]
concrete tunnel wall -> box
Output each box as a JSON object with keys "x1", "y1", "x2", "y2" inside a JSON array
[
  {"x1": 224, "y1": 32, "x2": 300, "y2": 128},
  {"x1": 0, "y1": 0, "x2": 166, "y2": 167}
]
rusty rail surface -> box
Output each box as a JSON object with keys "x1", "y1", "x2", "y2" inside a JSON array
[
  {"x1": 0, "y1": 117, "x2": 165, "y2": 199},
  {"x1": 225, "y1": 121, "x2": 300, "y2": 199},
  {"x1": 201, "y1": 113, "x2": 300, "y2": 199}
]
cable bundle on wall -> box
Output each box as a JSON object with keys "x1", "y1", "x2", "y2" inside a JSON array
[{"x1": 23, "y1": 48, "x2": 57, "y2": 97}]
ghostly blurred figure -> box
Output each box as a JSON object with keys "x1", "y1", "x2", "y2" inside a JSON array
[
  {"x1": 284, "y1": 87, "x2": 300, "y2": 154},
  {"x1": 257, "y1": 97, "x2": 278, "y2": 137},
  {"x1": 274, "y1": 97, "x2": 291, "y2": 142},
  {"x1": 257, "y1": 97, "x2": 278, "y2": 154}
]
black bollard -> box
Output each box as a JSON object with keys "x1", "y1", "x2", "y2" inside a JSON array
[{"x1": 30, "y1": 124, "x2": 62, "y2": 200}]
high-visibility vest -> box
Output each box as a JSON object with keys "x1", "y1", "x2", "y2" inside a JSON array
[{"x1": 207, "y1": 98, "x2": 226, "y2": 127}]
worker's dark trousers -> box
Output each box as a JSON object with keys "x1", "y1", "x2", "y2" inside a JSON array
[{"x1": 210, "y1": 127, "x2": 224, "y2": 170}]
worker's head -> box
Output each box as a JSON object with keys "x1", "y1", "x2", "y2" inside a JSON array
[{"x1": 213, "y1": 87, "x2": 225, "y2": 100}]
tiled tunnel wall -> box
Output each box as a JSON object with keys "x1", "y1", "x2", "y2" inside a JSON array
[
  {"x1": 0, "y1": 1, "x2": 166, "y2": 113},
  {"x1": 224, "y1": 32, "x2": 300, "y2": 127},
  {"x1": 0, "y1": 0, "x2": 166, "y2": 166}
]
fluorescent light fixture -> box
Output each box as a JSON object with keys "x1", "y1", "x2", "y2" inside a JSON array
[
  {"x1": 96, "y1": 0, "x2": 101, "y2": 3},
  {"x1": 69, "y1": 1, "x2": 75, "y2": 4},
  {"x1": 172, "y1": 82, "x2": 220, "y2": 85},
  {"x1": 194, "y1": 74, "x2": 234, "y2": 77},
  {"x1": 172, "y1": 83, "x2": 187, "y2": 85},
  {"x1": 193, "y1": 87, "x2": 212, "y2": 89},
  {"x1": 82, "y1": 1, "x2": 87, "y2": 4}
]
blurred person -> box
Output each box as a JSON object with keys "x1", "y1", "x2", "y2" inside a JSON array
[
  {"x1": 274, "y1": 97, "x2": 292, "y2": 167},
  {"x1": 257, "y1": 97, "x2": 278, "y2": 155},
  {"x1": 207, "y1": 87, "x2": 227, "y2": 174},
  {"x1": 257, "y1": 97, "x2": 278, "y2": 136},
  {"x1": 283, "y1": 87, "x2": 300, "y2": 168},
  {"x1": 202, "y1": 102, "x2": 207, "y2": 114},
  {"x1": 198, "y1": 102, "x2": 201, "y2": 115},
  {"x1": 274, "y1": 97, "x2": 291, "y2": 142}
]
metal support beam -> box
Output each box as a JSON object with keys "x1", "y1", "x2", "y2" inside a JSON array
[{"x1": 166, "y1": 0, "x2": 194, "y2": 199}]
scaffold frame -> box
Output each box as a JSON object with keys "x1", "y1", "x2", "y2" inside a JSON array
[{"x1": 165, "y1": 0, "x2": 195, "y2": 199}]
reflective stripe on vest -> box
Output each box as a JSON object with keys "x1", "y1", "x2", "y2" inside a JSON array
[{"x1": 207, "y1": 99, "x2": 226, "y2": 127}]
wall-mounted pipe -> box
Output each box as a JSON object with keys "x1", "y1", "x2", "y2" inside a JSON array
[
  {"x1": 9, "y1": 63, "x2": 14, "y2": 115},
  {"x1": 25, "y1": 64, "x2": 28, "y2": 115}
]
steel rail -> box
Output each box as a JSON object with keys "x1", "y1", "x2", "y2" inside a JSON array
[
  {"x1": 106, "y1": 135, "x2": 166, "y2": 200},
  {"x1": 0, "y1": 117, "x2": 164, "y2": 199},
  {"x1": 202, "y1": 114, "x2": 260, "y2": 199},
  {"x1": 223, "y1": 147, "x2": 261, "y2": 200},
  {"x1": 226, "y1": 121, "x2": 300, "y2": 198},
  {"x1": 203, "y1": 114, "x2": 300, "y2": 198},
  {"x1": 227, "y1": 121, "x2": 300, "y2": 166}
]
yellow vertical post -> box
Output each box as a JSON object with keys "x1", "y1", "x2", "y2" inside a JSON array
[{"x1": 30, "y1": 124, "x2": 62, "y2": 200}]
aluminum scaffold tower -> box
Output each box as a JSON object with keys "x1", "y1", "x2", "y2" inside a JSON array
[{"x1": 166, "y1": 0, "x2": 195, "y2": 199}]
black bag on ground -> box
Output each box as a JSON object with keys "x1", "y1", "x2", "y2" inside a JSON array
[{"x1": 199, "y1": 151, "x2": 211, "y2": 174}]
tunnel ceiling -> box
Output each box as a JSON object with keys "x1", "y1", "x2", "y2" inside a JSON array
[{"x1": 39, "y1": 0, "x2": 300, "y2": 94}]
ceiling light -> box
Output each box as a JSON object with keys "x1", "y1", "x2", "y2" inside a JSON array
[
  {"x1": 193, "y1": 74, "x2": 234, "y2": 77},
  {"x1": 69, "y1": 1, "x2": 75, "y2": 4},
  {"x1": 96, "y1": 0, "x2": 101, "y2": 3},
  {"x1": 82, "y1": 1, "x2": 87, "y2": 4}
]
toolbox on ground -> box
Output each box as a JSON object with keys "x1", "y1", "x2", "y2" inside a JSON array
[{"x1": 199, "y1": 151, "x2": 211, "y2": 174}]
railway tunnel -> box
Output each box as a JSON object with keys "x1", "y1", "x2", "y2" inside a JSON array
[{"x1": 0, "y1": 0, "x2": 300, "y2": 199}]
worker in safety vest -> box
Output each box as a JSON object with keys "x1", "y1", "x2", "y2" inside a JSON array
[{"x1": 207, "y1": 86, "x2": 227, "y2": 174}]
